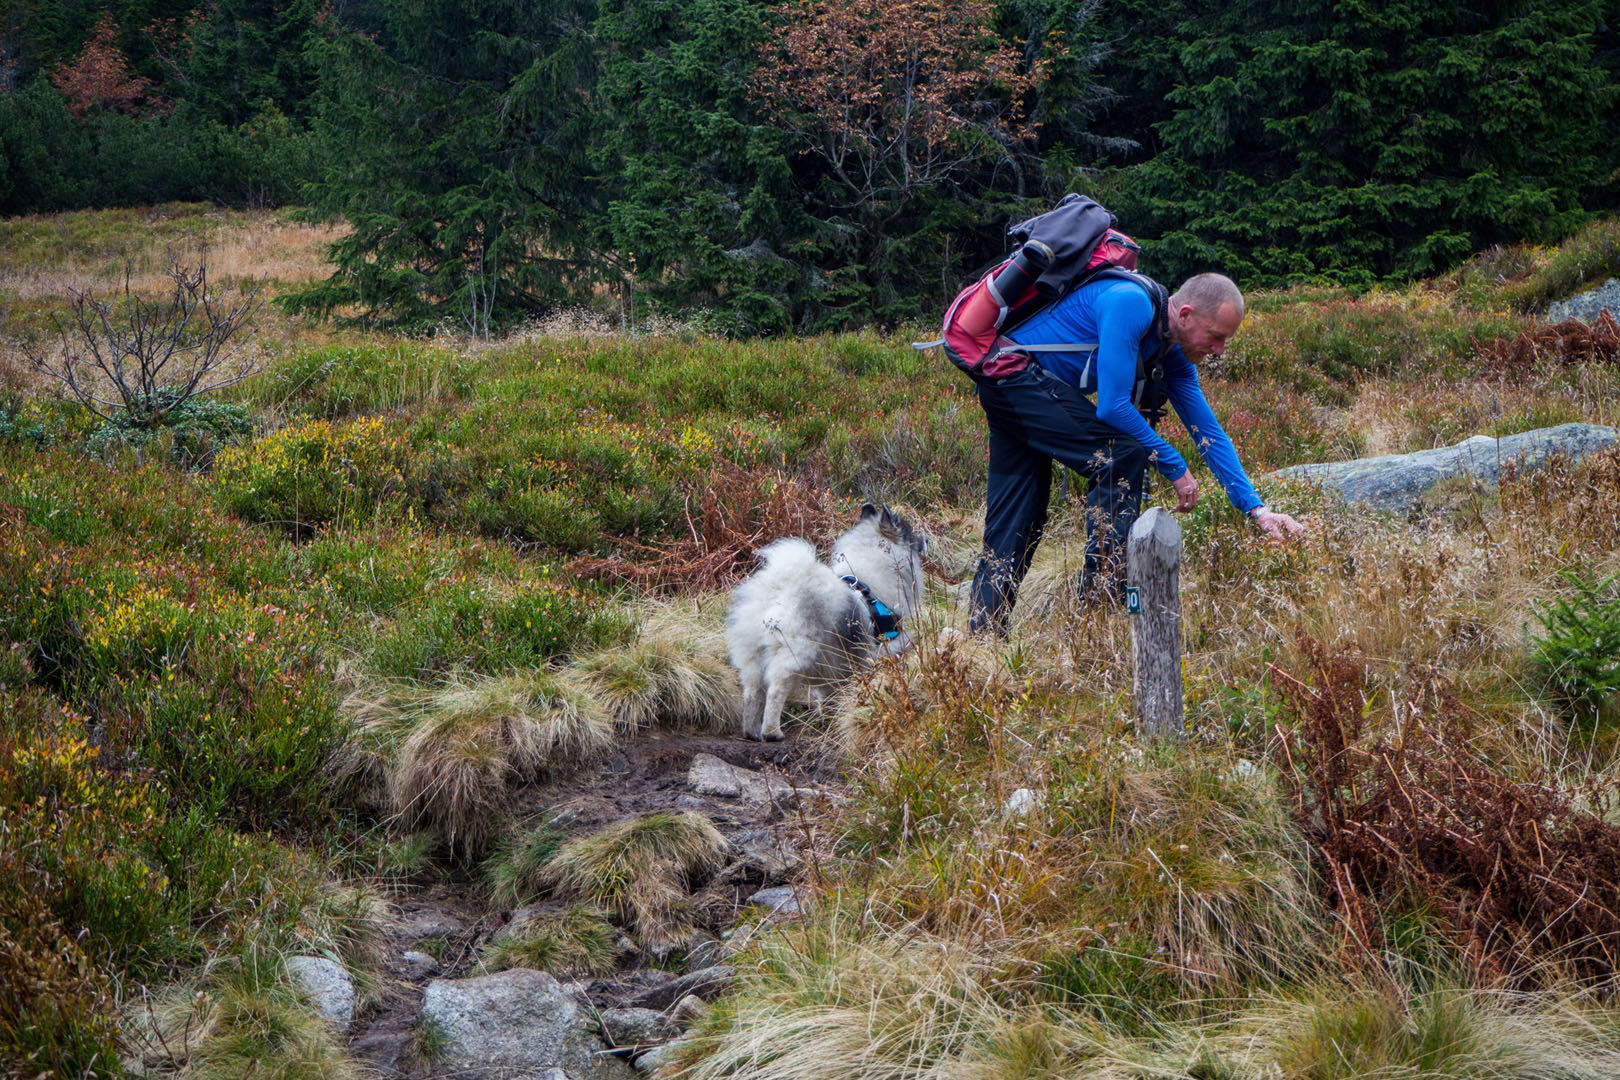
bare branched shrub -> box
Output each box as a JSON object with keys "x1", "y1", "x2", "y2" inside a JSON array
[
  {"x1": 1274, "y1": 636, "x2": 1620, "y2": 983},
  {"x1": 23, "y1": 257, "x2": 262, "y2": 429}
]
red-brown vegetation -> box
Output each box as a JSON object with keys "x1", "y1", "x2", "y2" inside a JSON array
[
  {"x1": 49, "y1": 15, "x2": 160, "y2": 118},
  {"x1": 567, "y1": 464, "x2": 850, "y2": 592},
  {"x1": 1480, "y1": 310, "x2": 1620, "y2": 377},
  {"x1": 1274, "y1": 636, "x2": 1620, "y2": 984}
]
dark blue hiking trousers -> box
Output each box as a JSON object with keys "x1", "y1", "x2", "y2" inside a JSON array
[{"x1": 969, "y1": 363, "x2": 1149, "y2": 634}]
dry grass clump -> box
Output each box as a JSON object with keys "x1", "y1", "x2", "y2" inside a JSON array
[
  {"x1": 1498, "y1": 447, "x2": 1620, "y2": 574},
  {"x1": 569, "y1": 599, "x2": 739, "y2": 732},
  {"x1": 836, "y1": 639, "x2": 1326, "y2": 997},
  {"x1": 539, "y1": 812, "x2": 730, "y2": 951},
  {"x1": 1275, "y1": 636, "x2": 1620, "y2": 984},
  {"x1": 681, "y1": 919, "x2": 1620, "y2": 1080},
  {"x1": 566, "y1": 463, "x2": 850, "y2": 592},
  {"x1": 1088, "y1": 985, "x2": 1620, "y2": 1080},
  {"x1": 479, "y1": 905, "x2": 620, "y2": 977},
  {"x1": 340, "y1": 669, "x2": 613, "y2": 856},
  {"x1": 682, "y1": 924, "x2": 1089, "y2": 1080},
  {"x1": 123, "y1": 951, "x2": 359, "y2": 1080}
]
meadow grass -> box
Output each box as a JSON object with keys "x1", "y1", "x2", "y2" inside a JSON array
[{"x1": 3, "y1": 206, "x2": 1620, "y2": 1077}]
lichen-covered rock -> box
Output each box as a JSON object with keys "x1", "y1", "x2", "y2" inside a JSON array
[
  {"x1": 597, "y1": 1007, "x2": 679, "y2": 1049},
  {"x1": 283, "y1": 955, "x2": 354, "y2": 1029},
  {"x1": 420, "y1": 969, "x2": 634, "y2": 1080},
  {"x1": 1269, "y1": 423, "x2": 1619, "y2": 511},
  {"x1": 1548, "y1": 279, "x2": 1620, "y2": 323}
]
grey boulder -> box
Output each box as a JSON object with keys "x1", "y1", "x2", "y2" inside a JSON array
[
  {"x1": 1269, "y1": 423, "x2": 1619, "y2": 512},
  {"x1": 687, "y1": 753, "x2": 797, "y2": 804},
  {"x1": 283, "y1": 955, "x2": 354, "y2": 1029},
  {"x1": 420, "y1": 969, "x2": 634, "y2": 1080},
  {"x1": 597, "y1": 1007, "x2": 679, "y2": 1049},
  {"x1": 1548, "y1": 279, "x2": 1620, "y2": 323}
]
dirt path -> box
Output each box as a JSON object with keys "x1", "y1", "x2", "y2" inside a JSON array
[{"x1": 348, "y1": 729, "x2": 843, "y2": 1076}]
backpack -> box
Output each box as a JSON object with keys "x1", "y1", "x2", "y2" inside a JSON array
[{"x1": 914, "y1": 193, "x2": 1173, "y2": 425}]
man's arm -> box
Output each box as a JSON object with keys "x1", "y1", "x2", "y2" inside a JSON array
[{"x1": 1161, "y1": 351, "x2": 1303, "y2": 535}]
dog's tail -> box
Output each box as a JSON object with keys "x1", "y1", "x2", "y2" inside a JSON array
[{"x1": 754, "y1": 537, "x2": 818, "y2": 572}]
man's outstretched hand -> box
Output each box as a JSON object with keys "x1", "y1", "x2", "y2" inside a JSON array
[
  {"x1": 1170, "y1": 471, "x2": 1200, "y2": 513},
  {"x1": 1252, "y1": 508, "x2": 1306, "y2": 538}
]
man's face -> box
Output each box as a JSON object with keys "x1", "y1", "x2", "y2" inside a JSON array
[{"x1": 1173, "y1": 301, "x2": 1243, "y2": 363}]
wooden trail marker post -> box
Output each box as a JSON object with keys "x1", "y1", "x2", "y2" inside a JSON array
[{"x1": 1126, "y1": 507, "x2": 1184, "y2": 738}]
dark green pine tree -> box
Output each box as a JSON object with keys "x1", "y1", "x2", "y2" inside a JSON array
[
  {"x1": 154, "y1": 0, "x2": 323, "y2": 127},
  {"x1": 1112, "y1": 0, "x2": 1615, "y2": 287},
  {"x1": 592, "y1": 0, "x2": 807, "y2": 335},
  {"x1": 287, "y1": 0, "x2": 603, "y2": 334}
]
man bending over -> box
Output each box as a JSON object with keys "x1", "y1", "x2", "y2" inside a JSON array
[{"x1": 969, "y1": 272, "x2": 1305, "y2": 634}]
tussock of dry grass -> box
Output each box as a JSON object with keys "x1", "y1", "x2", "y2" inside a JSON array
[
  {"x1": 480, "y1": 905, "x2": 620, "y2": 977},
  {"x1": 540, "y1": 812, "x2": 730, "y2": 951},
  {"x1": 840, "y1": 638, "x2": 1326, "y2": 991},
  {"x1": 569, "y1": 598, "x2": 740, "y2": 731},
  {"x1": 340, "y1": 669, "x2": 613, "y2": 855},
  {"x1": 683, "y1": 917, "x2": 1620, "y2": 1080},
  {"x1": 123, "y1": 952, "x2": 359, "y2": 1080}
]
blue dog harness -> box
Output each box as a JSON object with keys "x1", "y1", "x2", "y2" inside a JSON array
[{"x1": 840, "y1": 575, "x2": 902, "y2": 640}]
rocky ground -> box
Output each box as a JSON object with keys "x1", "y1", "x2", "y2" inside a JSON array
[{"x1": 316, "y1": 730, "x2": 845, "y2": 1078}]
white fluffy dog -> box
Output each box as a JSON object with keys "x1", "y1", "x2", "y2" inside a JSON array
[{"x1": 725, "y1": 504, "x2": 927, "y2": 741}]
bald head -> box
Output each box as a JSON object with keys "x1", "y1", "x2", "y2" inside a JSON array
[
  {"x1": 1167, "y1": 273, "x2": 1244, "y2": 362},
  {"x1": 1170, "y1": 273, "x2": 1244, "y2": 318}
]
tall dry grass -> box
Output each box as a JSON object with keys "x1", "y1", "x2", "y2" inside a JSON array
[{"x1": 338, "y1": 669, "x2": 614, "y2": 855}]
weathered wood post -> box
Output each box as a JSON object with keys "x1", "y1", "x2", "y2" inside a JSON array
[{"x1": 1126, "y1": 507, "x2": 1184, "y2": 738}]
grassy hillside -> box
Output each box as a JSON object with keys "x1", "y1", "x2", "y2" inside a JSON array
[{"x1": 4, "y1": 206, "x2": 1620, "y2": 1078}]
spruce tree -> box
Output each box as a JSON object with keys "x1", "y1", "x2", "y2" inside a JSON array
[
  {"x1": 288, "y1": 0, "x2": 602, "y2": 333},
  {"x1": 1107, "y1": 0, "x2": 1614, "y2": 287}
]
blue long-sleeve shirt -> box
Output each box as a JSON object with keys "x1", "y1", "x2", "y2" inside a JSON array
[{"x1": 1007, "y1": 279, "x2": 1263, "y2": 514}]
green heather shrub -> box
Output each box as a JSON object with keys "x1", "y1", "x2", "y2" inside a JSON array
[
  {"x1": 366, "y1": 577, "x2": 607, "y2": 679},
  {"x1": 240, "y1": 341, "x2": 475, "y2": 420},
  {"x1": 0, "y1": 450, "x2": 344, "y2": 827},
  {"x1": 1, "y1": 719, "x2": 185, "y2": 971},
  {"x1": 3, "y1": 691, "x2": 372, "y2": 982},
  {"x1": 1532, "y1": 570, "x2": 1620, "y2": 735},
  {"x1": 820, "y1": 387, "x2": 984, "y2": 505},
  {"x1": 1221, "y1": 299, "x2": 1519, "y2": 398},
  {"x1": 213, "y1": 415, "x2": 421, "y2": 536},
  {"x1": 0, "y1": 393, "x2": 94, "y2": 448}
]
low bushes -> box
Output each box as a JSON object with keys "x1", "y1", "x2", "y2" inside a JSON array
[{"x1": 213, "y1": 415, "x2": 421, "y2": 537}]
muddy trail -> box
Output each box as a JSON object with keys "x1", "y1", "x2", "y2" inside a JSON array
[{"x1": 347, "y1": 729, "x2": 846, "y2": 1077}]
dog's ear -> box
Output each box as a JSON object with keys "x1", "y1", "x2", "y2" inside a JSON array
[
  {"x1": 860, "y1": 503, "x2": 880, "y2": 523},
  {"x1": 877, "y1": 506, "x2": 906, "y2": 542}
]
